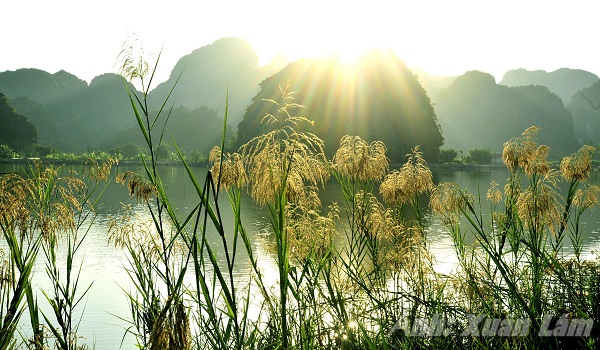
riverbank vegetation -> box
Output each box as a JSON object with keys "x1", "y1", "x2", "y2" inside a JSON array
[
  {"x1": 108, "y1": 51, "x2": 599, "y2": 349},
  {"x1": 1, "y1": 55, "x2": 600, "y2": 350}
]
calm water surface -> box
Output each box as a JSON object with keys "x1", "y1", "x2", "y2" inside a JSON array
[{"x1": 2, "y1": 163, "x2": 600, "y2": 349}]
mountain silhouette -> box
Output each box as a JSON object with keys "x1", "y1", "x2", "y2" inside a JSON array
[
  {"x1": 10, "y1": 96, "x2": 64, "y2": 149},
  {"x1": 236, "y1": 50, "x2": 444, "y2": 162},
  {"x1": 0, "y1": 93, "x2": 37, "y2": 151},
  {"x1": 108, "y1": 105, "x2": 230, "y2": 156},
  {"x1": 1, "y1": 38, "x2": 593, "y2": 160},
  {"x1": 0, "y1": 69, "x2": 87, "y2": 104},
  {"x1": 0, "y1": 38, "x2": 283, "y2": 153},
  {"x1": 436, "y1": 71, "x2": 579, "y2": 156},
  {"x1": 500, "y1": 68, "x2": 599, "y2": 105},
  {"x1": 566, "y1": 80, "x2": 600, "y2": 145},
  {"x1": 149, "y1": 37, "x2": 286, "y2": 130},
  {"x1": 412, "y1": 68, "x2": 457, "y2": 104}
]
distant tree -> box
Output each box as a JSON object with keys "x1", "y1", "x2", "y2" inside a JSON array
[
  {"x1": 468, "y1": 148, "x2": 493, "y2": 165},
  {"x1": 155, "y1": 145, "x2": 173, "y2": 161},
  {"x1": 236, "y1": 50, "x2": 444, "y2": 162},
  {"x1": 23, "y1": 144, "x2": 55, "y2": 158},
  {"x1": 122, "y1": 143, "x2": 142, "y2": 159},
  {"x1": 188, "y1": 150, "x2": 206, "y2": 162},
  {"x1": 439, "y1": 148, "x2": 458, "y2": 163},
  {"x1": 0, "y1": 144, "x2": 16, "y2": 159},
  {"x1": 106, "y1": 147, "x2": 122, "y2": 157}
]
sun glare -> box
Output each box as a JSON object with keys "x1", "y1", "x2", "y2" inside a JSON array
[{"x1": 250, "y1": 3, "x2": 392, "y2": 68}]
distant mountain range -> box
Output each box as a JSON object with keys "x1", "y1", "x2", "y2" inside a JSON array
[
  {"x1": 1, "y1": 37, "x2": 600, "y2": 159},
  {"x1": 0, "y1": 38, "x2": 286, "y2": 153},
  {"x1": 414, "y1": 68, "x2": 600, "y2": 155},
  {"x1": 435, "y1": 71, "x2": 579, "y2": 156},
  {"x1": 500, "y1": 68, "x2": 599, "y2": 105}
]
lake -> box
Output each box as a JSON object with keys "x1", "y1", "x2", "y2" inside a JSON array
[{"x1": 2, "y1": 162, "x2": 600, "y2": 349}]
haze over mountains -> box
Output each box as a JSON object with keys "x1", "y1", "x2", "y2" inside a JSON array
[
  {"x1": 1, "y1": 37, "x2": 600, "y2": 161},
  {"x1": 435, "y1": 71, "x2": 579, "y2": 156},
  {"x1": 0, "y1": 38, "x2": 285, "y2": 154}
]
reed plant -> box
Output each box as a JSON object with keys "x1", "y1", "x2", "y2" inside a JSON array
[
  {"x1": 115, "y1": 42, "x2": 600, "y2": 349},
  {"x1": 430, "y1": 126, "x2": 600, "y2": 348},
  {"x1": 0, "y1": 159, "x2": 115, "y2": 349}
]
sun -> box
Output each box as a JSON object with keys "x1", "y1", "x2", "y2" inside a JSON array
[
  {"x1": 248, "y1": 4, "x2": 391, "y2": 67},
  {"x1": 252, "y1": 32, "x2": 387, "y2": 67},
  {"x1": 323, "y1": 39, "x2": 376, "y2": 65}
]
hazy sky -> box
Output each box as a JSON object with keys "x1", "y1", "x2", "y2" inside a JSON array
[{"x1": 3, "y1": 0, "x2": 599, "y2": 84}]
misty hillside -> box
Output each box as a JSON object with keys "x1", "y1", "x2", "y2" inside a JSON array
[
  {"x1": 0, "y1": 93, "x2": 37, "y2": 151},
  {"x1": 412, "y1": 68, "x2": 457, "y2": 104},
  {"x1": 1, "y1": 36, "x2": 596, "y2": 161},
  {"x1": 237, "y1": 50, "x2": 444, "y2": 162},
  {"x1": 500, "y1": 68, "x2": 599, "y2": 105},
  {"x1": 0, "y1": 69, "x2": 138, "y2": 151},
  {"x1": 44, "y1": 73, "x2": 139, "y2": 150},
  {"x1": 0, "y1": 38, "x2": 273, "y2": 153},
  {"x1": 10, "y1": 96, "x2": 64, "y2": 148},
  {"x1": 149, "y1": 37, "x2": 287, "y2": 130},
  {"x1": 108, "y1": 105, "x2": 231, "y2": 156},
  {"x1": 436, "y1": 71, "x2": 579, "y2": 156},
  {"x1": 0, "y1": 69, "x2": 87, "y2": 104},
  {"x1": 567, "y1": 80, "x2": 600, "y2": 145}
]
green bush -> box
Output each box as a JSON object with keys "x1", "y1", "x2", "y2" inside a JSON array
[{"x1": 468, "y1": 148, "x2": 493, "y2": 164}]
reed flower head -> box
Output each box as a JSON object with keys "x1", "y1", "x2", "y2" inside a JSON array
[
  {"x1": 486, "y1": 181, "x2": 503, "y2": 204},
  {"x1": 284, "y1": 188, "x2": 339, "y2": 261},
  {"x1": 383, "y1": 225, "x2": 427, "y2": 270},
  {"x1": 502, "y1": 126, "x2": 550, "y2": 176},
  {"x1": 430, "y1": 182, "x2": 471, "y2": 219},
  {"x1": 240, "y1": 83, "x2": 329, "y2": 206},
  {"x1": 108, "y1": 204, "x2": 185, "y2": 257},
  {"x1": 573, "y1": 184, "x2": 600, "y2": 209},
  {"x1": 380, "y1": 146, "x2": 432, "y2": 205},
  {"x1": 242, "y1": 140, "x2": 329, "y2": 206},
  {"x1": 516, "y1": 180, "x2": 561, "y2": 233},
  {"x1": 524, "y1": 145, "x2": 551, "y2": 176},
  {"x1": 86, "y1": 157, "x2": 118, "y2": 183},
  {"x1": 332, "y1": 135, "x2": 389, "y2": 182},
  {"x1": 0, "y1": 165, "x2": 84, "y2": 241},
  {"x1": 116, "y1": 34, "x2": 151, "y2": 83},
  {"x1": 354, "y1": 191, "x2": 404, "y2": 241},
  {"x1": 0, "y1": 250, "x2": 12, "y2": 289},
  {"x1": 209, "y1": 146, "x2": 248, "y2": 190},
  {"x1": 560, "y1": 145, "x2": 595, "y2": 181},
  {"x1": 116, "y1": 171, "x2": 157, "y2": 202},
  {"x1": 504, "y1": 181, "x2": 521, "y2": 200}
]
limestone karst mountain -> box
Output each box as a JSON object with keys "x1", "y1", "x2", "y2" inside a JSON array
[
  {"x1": 436, "y1": 71, "x2": 579, "y2": 156},
  {"x1": 567, "y1": 80, "x2": 600, "y2": 145},
  {"x1": 148, "y1": 37, "x2": 287, "y2": 130},
  {"x1": 0, "y1": 38, "x2": 282, "y2": 153},
  {"x1": 500, "y1": 68, "x2": 599, "y2": 105},
  {"x1": 237, "y1": 50, "x2": 444, "y2": 162}
]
